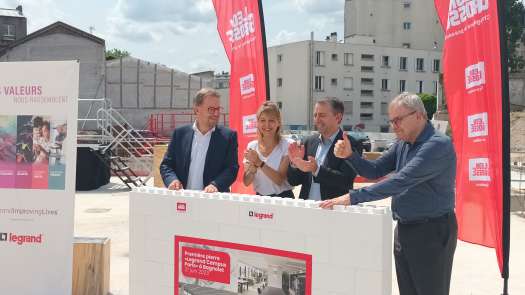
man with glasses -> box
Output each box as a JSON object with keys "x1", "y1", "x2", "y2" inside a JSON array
[
  {"x1": 321, "y1": 92, "x2": 457, "y2": 295},
  {"x1": 160, "y1": 88, "x2": 239, "y2": 193}
]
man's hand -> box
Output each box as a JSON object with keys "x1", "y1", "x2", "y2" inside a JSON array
[
  {"x1": 288, "y1": 141, "x2": 305, "y2": 161},
  {"x1": 334, "y1": 134, "x2": 353, "y2": 159},
  {"x1": 290, "y1": 156, "x2": 317, "y2": 173},
  {"x1": 204, "y1": 184, "x2": 219, "y2": 193},
  {"x1": 319, "y1": 194, "x2": 351, "y2": 209},
  {"x1": 244, "y1": 149, "x2": 262, "y2": 166},
  {"x1": 168, "y1": 180, "x2": 183, "y2": 190}
]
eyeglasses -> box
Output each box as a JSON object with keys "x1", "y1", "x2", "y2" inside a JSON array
[
  {"x1": 207, "y1": 106, "x2": 222, "y2": 114},
  {"x1": 388, "y1": 110, "x2": 416, "y2": 126}
]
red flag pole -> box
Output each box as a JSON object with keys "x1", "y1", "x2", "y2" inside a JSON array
[{"x1": 496, "y1": 0, "x2": 511, "y2": 294}]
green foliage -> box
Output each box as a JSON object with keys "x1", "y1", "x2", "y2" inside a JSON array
[
  {"x1": 506, "y1": 0, "x2": 525, "y2": 72},
  {"x1": 105, "y1": 48, "x2": 130, "y2": 61},
  {"x1": 418, "y1": 93, "x2": 437, "y2": 120}
]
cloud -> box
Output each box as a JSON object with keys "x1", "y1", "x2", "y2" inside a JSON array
[
  {"x1": 108, "y1": 0, "x2": 217, "y2": 43},
  {"x1": 116, "y1": 0, "x2": 214, "y2": 24},
  {"x1": 291, "y1": 0, "x2": 344, "y2": 14},
  {"x1": 269, "y1": 30, "x2": 302, "y2": 46}
]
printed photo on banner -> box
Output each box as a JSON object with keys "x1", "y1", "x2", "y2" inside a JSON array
[
  {"x1": 0, "y1": 115, "x2": 67, "y2": 190},
  {"x1": 175, "y1": 236, "x2": 311, "y2": 295}
]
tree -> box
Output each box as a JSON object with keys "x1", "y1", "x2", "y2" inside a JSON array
[
  {"x1": 506, "y1": 0, "x2": 525, "y2": 72},
  {"x1": 105, "y1": 48, "x2": 130, "y2": 61},
  {"x1": 418, "y1": 93, "x2": 437, "y2": 120}
]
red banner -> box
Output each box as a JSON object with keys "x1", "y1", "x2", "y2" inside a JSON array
[
  {"x1": 212, "y1": 0, "x2": 269, "y2": 193},
  {"x1": 434, "y1": 0, "x2": 505, "y2": 273}
]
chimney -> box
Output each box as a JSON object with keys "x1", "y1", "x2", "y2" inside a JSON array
[
  {"x1": 16, "y1": 5, "x2": 23, "y2": 16},
  {"x1": 329, "y1": 32, "x2": 337, "y2": 42}
]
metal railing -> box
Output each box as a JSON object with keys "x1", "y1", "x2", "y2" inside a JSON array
[{"x1": 96, "y1": 106, "x2": 155, "y2": 183}]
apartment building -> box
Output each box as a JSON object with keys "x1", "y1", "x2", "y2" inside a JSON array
[
  {"x1": 344, "y1": 0, "x2": 443, "y2": 51},
  {"x1": 268, "y1": 36, "x2": 442, "y2": 132}
]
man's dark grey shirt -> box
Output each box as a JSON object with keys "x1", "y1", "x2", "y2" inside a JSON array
[{"x1": 347, "y1": 122, "x2": 456, "y2": 222}]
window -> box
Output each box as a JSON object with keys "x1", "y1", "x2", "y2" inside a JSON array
[
  {"x1": 361, "y1": 78, "x2": 374, "y2": 85},
  {"x1": 416, "y1": 58, "x2": 425, "y2": 72},
  {"x1": 361, "y1": 66, "x2": 374, "y2": 72},
  {"x1": 361, "y1": 54, "x2": 374, "y2": 61},
  {"x1": 344, "y1": 53, "x2": 354, "y2": 65},
  {"x1": 331, "y1": 78, "x2": 338, "y2": 86},
  {"x1": 315, "y1": 51, "x2": 325, "y2": 66},
  {"x1": 381, "y1": 79, "x2": 389, "y2": 91},
  {"x1": 314, "y1": 76, "x2": 324, "y2": 91},
  {"x1": 331, "y1": 53, "x2": 338, "y2": 61},
  {"x1": 277, "y1": 54, "x2": 283, "y2": 63},
  {"x1": 360, "y1": 113, "x2": 374, "y2": 120},
  {"x1": 399, "y1": 57, "x2": 408, "y2": 70},
  {"x1": 403, "y1": 2, "x2": 411, "y2": 8},
  {"x1": 399, "y1": 80, "x2": 406, "y2": 92},
  {"x1": 433, "y1": 59, "x2": 440, "y2": 72},
  {"x1": 361, "y1": 90, "x2": 374, "y2": 97},
  {"x1": 343, "y1": 77, "x2": 354, "y2": 90},
  {"x1": 433, "y1": 81, "x2": 438, "y2": 95},
  {"x1": 277, "y1": 78, "x2": 283, "y2": 87},
  {"x1": 402, "y1": 43, "x2": 411, "y2": 48},
  {"x1": 380, "y1": 125, "x2": 390, "y2": 132},
  {"x1": 2, "y1": 24, "x2": 15, "y2": 39},
  {"x1": 344, "y1": 101, "x2": 353, "y2": 115},
  {"x1": 381, "y1": 102, "x2": 388, "y2": 115},
  {"x1": 403, "y1": 22, "x2": 411, "y2": 30},
  {"x1": 417, "y1": 80, "x2": 424, "y2": 93},
  {"x1": 381, "y1": 56, "x2": 390, "y2": 67},
  {"x1": 361, "y1": 102, "x2": 374, "y2": 109}
]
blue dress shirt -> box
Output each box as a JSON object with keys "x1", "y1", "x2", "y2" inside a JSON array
[{"x1": 346, "y1": 122, "x2": 456, "y2": 222}]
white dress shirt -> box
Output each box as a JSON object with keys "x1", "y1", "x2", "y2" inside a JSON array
[
  {"x1": 308, "y1": 130, "x2": 339, "y2": 201},
  {"x1": 186, "y1": 122, "x2": 215, "y2": 190}
]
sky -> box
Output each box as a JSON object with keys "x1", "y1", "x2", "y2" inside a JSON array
[{"x1": 0, "y1": 0, "x2": 345, "y2": 74}]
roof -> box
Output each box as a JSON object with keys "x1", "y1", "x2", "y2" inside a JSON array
[
  {"x1": 0, "y1": 21, "x2": 104, "y2": 57},
  {"x1": 0, "y1": 8, "x2": 24, "y2": 18}
]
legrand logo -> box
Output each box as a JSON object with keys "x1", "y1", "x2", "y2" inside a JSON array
[
  {"x1": 448, "y1": 0, "x2": 489, "y2": 29},
  {"x1": 226, "y1": 7, "x2": 255, "y2": 43},
  {"x1": 249, "y1": 210, "x2": 274, "y2": 220},
  {"x1": 0, "y1": 232, "x2": 43, "y2": 245},
  {"x1": 176, "y1": 202, "x2": 187, "y2": 212}
]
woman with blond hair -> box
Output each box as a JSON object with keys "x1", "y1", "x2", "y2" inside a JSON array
[{"x1": 243, "y1": 102, "x2": 294, "y2": 198}]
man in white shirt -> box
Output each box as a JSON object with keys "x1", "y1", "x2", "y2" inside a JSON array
[{"x1": 160, "y1": 88, "x2": 239, "y2": 192}]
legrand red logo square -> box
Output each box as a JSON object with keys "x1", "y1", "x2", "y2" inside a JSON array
[
  {"x1": 181, "y1": 247, "x2": 231, "y2": 284},
  {"x1": 176, "y1": 202, "x2": 187, "y2": 212}
]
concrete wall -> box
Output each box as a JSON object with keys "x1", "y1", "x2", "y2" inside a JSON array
[
  {"x1": 510, "y1": 73, "x2": 525, "y2": 110},
  {"x1": 344, "y1": 0, "x2": 443, "y2": 51},
  {"x1": 269, "y1": 40, "x2": 442, "y2": 131},
  {"x1": 130, "y1": 189, "x2": 393, "y2": 295},
  {"x1": 105, "y1": 56, "x2": 218, "y2": 129}
]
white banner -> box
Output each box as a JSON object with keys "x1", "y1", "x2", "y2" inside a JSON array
[{"x1": 0, "y1": 61, "x2": 79, "y2": 295}]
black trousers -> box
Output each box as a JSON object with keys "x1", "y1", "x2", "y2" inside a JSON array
[{"x1": 394, "y1": 212, "x2": 458, "y2": 295}]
